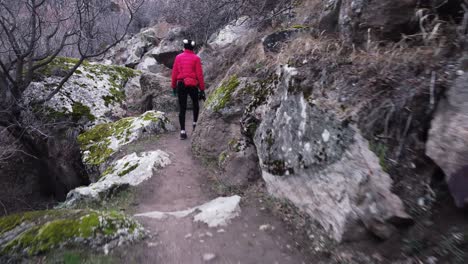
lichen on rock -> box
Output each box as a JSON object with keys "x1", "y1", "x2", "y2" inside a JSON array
[
  {"x1": 63, "y1": 150, "x2": 171, "y2": 207},
  {"x1": 205, "y1": 75, "x2": 240, "y2": 112},
  {"x1": 0, "y1": 209, "x2": 145, "y2": 258},
  {"x1": 77, "y1": 111, "x2": 172, "y2": 167},
  {"x1": 25, "y1": 57, "x2": 141, "y2": 123}
]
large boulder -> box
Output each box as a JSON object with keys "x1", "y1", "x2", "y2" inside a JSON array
[
  {"x1": 192, "y1": 76, "x2": 261, "y2": 187},
  {"x1": 338, "y1": 0, "x2": 419, "y2": 42},
  {"x1": 102, "y1": 28, "x2": 159, "y2": 68},
  {"x1": 149, "y1": 27, "x2": 185, "y2": 69},
  {"x1": 0, "y1": 209, "x2": 145, "y2": 259},
  {"x1": 426, "y1": 70, "x2": 468, "y2": 208},
  {"x1": 24, "y1": 57, "x2": 141, "y2": 123},
  {"x1": 252, "y1": 66, "x2": 412, "y2": 241},
  {"x1": 207, "y1": 17, "x2": 256, "y2": 49},
  {"x1": 63, "y1": 151, "x2": 171, "y2": 207},
  {"x1": 77, "y1": 111, "x2": 174, "y2": 179}
]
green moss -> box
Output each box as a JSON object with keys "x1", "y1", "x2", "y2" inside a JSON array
[
  {"x1": 101, "y1": 165, "x2": 116, "y2": 177},
  {"x1": 290, "y1": 24, "x2": 309, "y2": 30},
  {"x1": 77, "y1": 117, "x2": 135, "y2": 166},
  {"x1": 369, "y1": 141, "x2": 389, "y2": 172},
  {"x1": 218, "y1": 151, "x2": 228, "y2": 165},
  {"x1": 142, "y1": 111, "x2": 160, "y2": 122},
  {"x1": 206, "y1": 75, "x2": 240, "y2": 112},
  {"x1": 1, "y1": 209, "x2": 141, "y2": 257},
  {"x1": 72, "y1": 102, "x2": 96, "y2": 122},
  {"x1": 118, "y1": 163, "x2": 139, "y2": 177}
]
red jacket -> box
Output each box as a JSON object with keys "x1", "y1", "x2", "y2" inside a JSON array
[{"x1": 171, "y1": 49, "x2": 205, "y2": 91}]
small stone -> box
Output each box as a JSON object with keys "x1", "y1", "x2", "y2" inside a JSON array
[
  {"x1": 203, "y1": 253, "x2": 216, "y2": 262},
  {"x1": 184, "y1": 233, "x2": 192, "y2": 239},
  {"x1": 259, "y1": 224, "x2": 274, "y2": 231},
  {"x1": 147, "y1": 242, "x2": 158, "y2": 247},
  {"x1": 456, "y1": 70, "x2": 464, "y2": 76},
  {"x1": 206, "y1": 232, "x2": 213, "y2": 237},
  {"x1": 217, "y1": 229, "x2": 226, "y2": 233}
]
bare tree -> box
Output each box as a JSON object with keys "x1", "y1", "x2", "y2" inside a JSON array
[{"x1": 0, "y1": 0, "x2": 144, "y2": 199}]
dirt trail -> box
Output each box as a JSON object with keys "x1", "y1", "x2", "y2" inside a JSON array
[{"x1": 116, "y1": 113, "x2": 309, "y2": 264}]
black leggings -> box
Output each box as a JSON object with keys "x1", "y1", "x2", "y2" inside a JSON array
[{"x1": 177, "y1": 82, "x2": 199, "y2": 131}]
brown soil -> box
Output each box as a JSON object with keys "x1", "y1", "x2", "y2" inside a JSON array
[{"x1": 114, "y1": 113, "x2": 312, "y2": 263}]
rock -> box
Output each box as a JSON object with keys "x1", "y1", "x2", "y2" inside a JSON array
[
  {"x1": 102, "y1": 29, "x2": 157, "y2": 67},
  {"x1": 135, "y1": 195, "x2": 242, "y2": 228},
  {"x1": 149, "y1": 27, "x2": 186, "y2": 69},
  {"x1": 77, "y1": 111, "x2": 174, "y2": 177},
  {"x1": 426, "y1": 72, "x2": 468, "y2": 208},
  {"x1": 139, "y1": 73, "x2": 177, "y2": 112},
  {"x1": 192, "y1": 76, "x2": 261, "y2": 187},
  {"x1": 0, "y1": 209, "x2": 145, "y2": 258},
  {"x1": 263, "y1": 29, "x2": 302, "y2": 53},
  {"x1": 338, "y1": 0, "x2": 419, "y2": 42},
  {"x1": 253, "y1": 65, "x2": 411, "y2": 242},
  {"x1": 207, "y1": 16, "x2": 256, "y2": 49},
  {"x1": 124, "y1": 76, "x2": 143, "y2": 113},
  {"x1": 135, "y1": 55, "x2": 159, "y2": 73},
  {"x1": 63, "y1": 150, "x2": 171, "y2": 207},
  {"x1": 203, "y1": 253, "x2": 216, "y2": 262},
  {"x1": 24, "y1": 57, "x2": 140, "y2": 123}
]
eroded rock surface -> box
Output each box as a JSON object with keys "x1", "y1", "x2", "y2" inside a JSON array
[{"x1": 64, "y1": 151, "x2": 171, "y2": 207}]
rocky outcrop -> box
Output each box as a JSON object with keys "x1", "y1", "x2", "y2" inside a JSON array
[
  {"x1": 426, "y1": 70, "x2": 468, "y2": 208},
  {"x1": 0, "y1": 209, "x2": 145, "y2": 258},
  {"x1": 207, "y1": 17, "x2": 256, "y2": 50},
  {"x1": 77, "y1": 111, "x2": 173, "y2": 178},
  {"x1": 192, "y1": 76, "x2": 261, "y2": 187},
  {"x1": 24, "y1": 57, "x2": 140, "y2": 123},
  {"x1": 64, "y1": 151, "x2": 171, "y2": 207},
  {"x1": 149, "y1": 27, "x2": 185, "y2": 69},
  {"x1": 102, "y1": 27, "x2": 159, "y2": 68}
]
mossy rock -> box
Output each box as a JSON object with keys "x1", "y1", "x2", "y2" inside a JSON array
[
  {"x1": 206, "y1": 75, "x2": 240, "y2": 112},
  {"x1": 0, "y1": 209, "x2": 144, "y2": 258},
  {"x1": 77, "y1": 111, "x2": 170, "y2": 167}
]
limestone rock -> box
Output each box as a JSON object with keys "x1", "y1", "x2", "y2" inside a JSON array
[
  {"x1": 426, "y1": 72, "x2": 468, "y2": 208},
  {"x1": 24, "y1": 58, "x2": 140, "y2": 123},
  {"x1": 135, "y1": 195, "x2": 242, "y2": 228},
  {"x1": 0, "y1": 209, "x2": 145, "y2": 259},
  {"x1": 253, "y1": 66, "x2": 411, "y2": 241},
  {"x1": 77, "y1": 111, "x2": 173, "y2": 176},
  {"x1": 102, "y1": 28, "x2": 157, "y2": 68},
  {"x1": 149, "y1": 27, "x2": 186, "y2": 69},
  {"x1": 64, "y1": 151, "x2": 171, "y2": 207},
  {"x1": 207, "y1": 16, "x2": 256, "y2": 49}
]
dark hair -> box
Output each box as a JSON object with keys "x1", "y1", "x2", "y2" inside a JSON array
[{"x1": 183, "y1": 39, "x2": 196, "y2": 50}]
